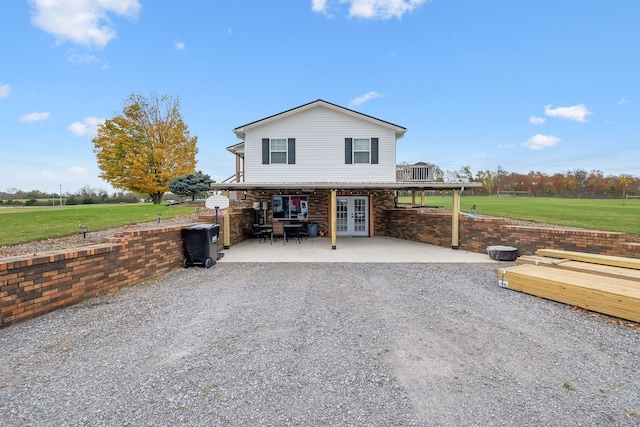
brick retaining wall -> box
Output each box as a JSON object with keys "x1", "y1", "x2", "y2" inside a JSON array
[
  {"x1": 0, "y1": 225, "x2": 193, "y2": 327},
  {"x1": 386, "y1": 208, "x2": 640, "y2": 258}
]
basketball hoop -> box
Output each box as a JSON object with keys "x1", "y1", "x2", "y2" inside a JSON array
[{"x1": 205, "y1": 195, "x2": 230, "y2": 224}]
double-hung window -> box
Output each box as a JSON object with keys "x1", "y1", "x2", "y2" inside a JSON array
[
  {"x1": 345, "y1": 137, "x2": 379, "y2": 164},
  {"x1": 353, "y1": 138, "x2": 370, "y2": 164},
  {"x1": 262, "y1": 138, "x2": 296, "y2": 164},
  {"x1": 270, "y1": 138, "x2": 287, "y2": 164}
]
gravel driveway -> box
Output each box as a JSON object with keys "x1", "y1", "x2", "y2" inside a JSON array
[{"x1": 1, "y1": 263, "x2": 639, "y2": 426}]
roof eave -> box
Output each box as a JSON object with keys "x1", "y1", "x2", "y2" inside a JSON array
[
  {"x1": 210, "y1": 182, "x2": 482, "y2": 192},
  {"x1": 226, "y1": 141, "x2": 244, "y2": 155}
]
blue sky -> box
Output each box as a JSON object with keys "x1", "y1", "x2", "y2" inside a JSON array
[{"x1": 1, "y1": 0, "x2": 638, "y2": 194}]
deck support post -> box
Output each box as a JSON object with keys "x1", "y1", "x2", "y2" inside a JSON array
[
  {"x1": 223, "y1": 190, "x2": 231, "y2": 249},
  {"x1": 452, "y1": 189, "x2": 460, "y2": 250},
  {"x1": 331, "y1": 189, "x2": 337, "y2": 250}
]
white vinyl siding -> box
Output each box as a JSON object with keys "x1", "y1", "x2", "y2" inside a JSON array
[{"x1": 243, "y1": 105, "x2": 398, "y2": 183}]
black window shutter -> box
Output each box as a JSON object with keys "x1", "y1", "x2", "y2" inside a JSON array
[
  {"x1": 345, "y1": 138, "x2": 353, "y2": 164},
  {"x1": 262, "y1": 138, "x2": 270, "y2": 164},
  {"x1": 371, "y1": 138, "x2": 379, "y2": 164},
  {"x1": 288, "y1": 138, "x2": 296, "y2": 164}
]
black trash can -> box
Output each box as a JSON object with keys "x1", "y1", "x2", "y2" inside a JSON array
[{"x1": 182, "y1": 224, "x2": 220, "y2": 268}]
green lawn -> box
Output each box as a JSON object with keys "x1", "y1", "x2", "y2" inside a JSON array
[
  {"x1": 398, "y1": 195, "x2": 640, "y2": 236},
  {"x1": 0, "y1": 204, "x2": 196, "y2": 246}
]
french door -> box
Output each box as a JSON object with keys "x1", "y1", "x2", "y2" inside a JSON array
[{"x1": 336, "y1": 196, "x2": 369, "y2": 236}]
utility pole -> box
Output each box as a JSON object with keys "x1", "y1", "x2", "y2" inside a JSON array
[{"x1": 59, "y1": 184, "x2": 63, "y2": 207}]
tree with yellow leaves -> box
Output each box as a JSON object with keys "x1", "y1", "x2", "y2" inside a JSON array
[{"x1": 93, "y1": 93, "x2": 198, "y2": 204}]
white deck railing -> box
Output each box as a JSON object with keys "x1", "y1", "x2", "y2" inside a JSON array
[{"x1": 396, "y1": 164, "x2": 434, "y2": 182}]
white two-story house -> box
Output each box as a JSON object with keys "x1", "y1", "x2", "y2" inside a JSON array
[{"x1": 212, "y1": 99, "x2": 478, "y2": 249}]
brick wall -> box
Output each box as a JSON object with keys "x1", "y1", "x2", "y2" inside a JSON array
[
  {"x1": 386, "y1": 208, "x2": 640, "y2": 258},
  {"x1": 0, "y1": 224, "x2": 194, "y2": 327}
]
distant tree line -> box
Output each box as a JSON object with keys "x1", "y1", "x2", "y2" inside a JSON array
[
  {"x1": 397, "y1": 162, "x2": 639, "y2": 198},
  {"x1": 0, "y1": 186, "x2": 148, "y2": 206},
  {"x1": 440, "y1": 165, "x2": 639, "y2": 198},
  {"x1": 0, "y1": 171, "x2": 215, "y2": 207}
]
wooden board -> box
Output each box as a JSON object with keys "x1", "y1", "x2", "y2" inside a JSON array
[
  {"x1": 499, "y1": 265, "x2": 640, "y2": 323},
  {"x1": 517, "y1": 255, "x2": 640, "y2": 282},
  {"x1": 516, "y1": 255, "x2": 570, "y2": 266},
  {"x1": 536, "y1": 249, "x2": 640, "y2": 270}
]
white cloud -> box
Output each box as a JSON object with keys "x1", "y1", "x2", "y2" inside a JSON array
[
  {"x1": 68, "y1": 116, "x2": 104, "y2": 137},
  {"x1": 40, "y1": 170, "x2": 56, "y2": 180},
  {"x1": 349, "y1": 91, "x2": 384, "y2": 107},
  {"x1": 311, "y1": 0, "x2": 328, "y2": 13},
  {"x1": 529, "y1": 115, "x2": 546, "y2": 125},
  {"x1": 617, "y1": 98, "x2": 631, "y2": 105},
  {"x1": 174, "y1": 41, "x2": 185, "y2": 51},
  {"x1": 523, "y1": 134, "x2": 561, "y2": 150},
  {"x1": 0, "y1": 83, "x2": 10, "y2": 99},
  {"x1": 66, "y1": 51, "x2": 101, "y2": 65},
  {"x1": 498, "y1": 143, "x2": 515, "y2": 149},
  {"x1": 29, "y1": 0, "x2": 141, "y2": 49},
  {"x1": 20, "y1": 112, "x2": 51, "y2": 123},
  {"x1": 472, "y1": 152, "x2": 486, "y2": 159},
  {"x1": 544, "y1": 104, "x2": 592, "y2": 123},
  {"x1": 312, "y1": 0, "x2": 427, "y2": 19},
  {"x1": 65, "y1": 166, "x2": 91, "y2": 177}
]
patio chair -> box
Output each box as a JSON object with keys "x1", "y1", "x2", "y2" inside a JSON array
[
  {"x1": 271, "y1": 221, "x2": 285, "y2": 244},
  {"x1": 250, "y1": 224, "x2": 264, "y2": 243},
  {"x1": 298, "y1": 223, "x2": 310, "y2": 240}
]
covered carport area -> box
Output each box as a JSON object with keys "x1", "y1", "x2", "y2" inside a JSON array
[{"x1": 209, "y1": 181, "x2": 482, "y2": 251}]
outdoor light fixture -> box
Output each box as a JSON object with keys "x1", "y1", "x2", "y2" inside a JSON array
[
  {"x1": 80, "y1": 225, "x2": 88, "y2": 238},
  {"x1": 157, "y1": 213, "x2": 162, "y2": 223}
]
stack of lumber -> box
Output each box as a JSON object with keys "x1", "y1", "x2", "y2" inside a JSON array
[{"x1": 499, "y1": 249, "x2": 640, "y2": 323}]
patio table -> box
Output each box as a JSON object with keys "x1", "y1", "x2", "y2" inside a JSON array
[{"x1": 283, "y1": 223, "x2": 304, "y2": 243}]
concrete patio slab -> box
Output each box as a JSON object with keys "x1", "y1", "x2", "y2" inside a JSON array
[{"x1": 217, "y1": 236, "x2": 496, "y2": 263}]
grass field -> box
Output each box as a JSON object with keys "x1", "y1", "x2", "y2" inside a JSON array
[
  {"x1": 0, "y1": 204, "x2": 196, "y2": 246},
  {"x1": 398, "y1": 195, "x2": 640, "y2": 236}
]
